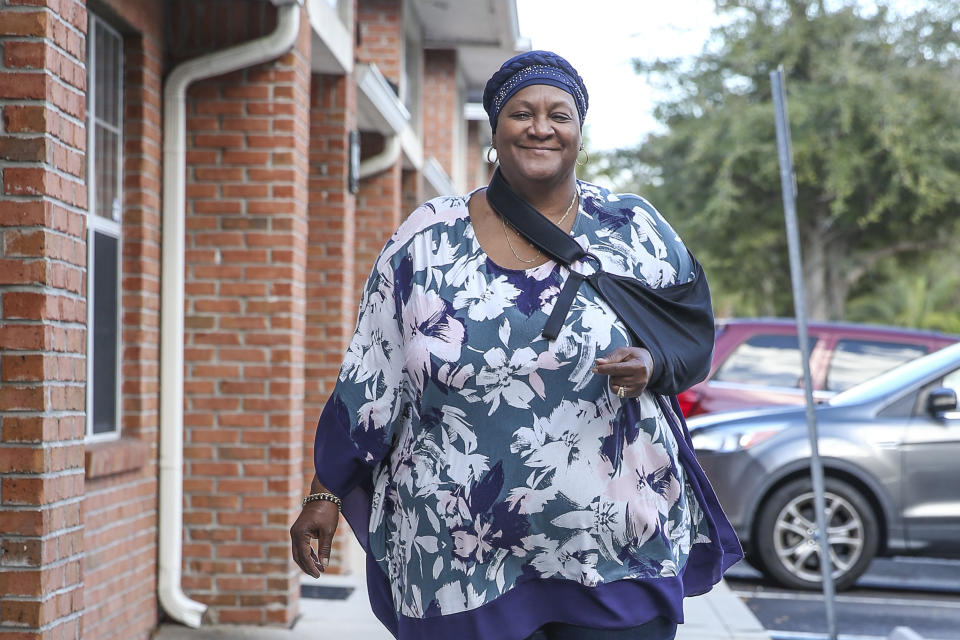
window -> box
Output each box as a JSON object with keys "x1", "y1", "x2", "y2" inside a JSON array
[
  {"x1": 85, "y1": 14, "x2": 124, "y2": 439},
  {"x1": 942, "y1": 369, "x2": 960, "y2": 397},
  {"x1": 826, "y1": 340, "x2": 927, "y2": 392},
  {"x1": 713, "y1": 334, "x2": 817, "y2": 388}
]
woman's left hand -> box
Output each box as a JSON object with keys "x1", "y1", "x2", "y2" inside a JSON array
[{"x1": 593, "y1": 346, "x2": 654, "y2": 398}]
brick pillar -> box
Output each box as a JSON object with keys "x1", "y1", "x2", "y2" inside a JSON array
[
  {"x1": 179, "y1": 8, "x2": 311, "y2": 626},
  {"x1": 0, "y1": 1, "x2": 88, "y2": 638},
  {"x1": 304, "y1": 72, "x2": 357, "y2": 573},
  {"x1": 354, "y1": 0, "x2": 403, "y2": 309},
  {"x1": 357, "y1": 0, "x2": 402, "y2": 89},
  {"x1": 423, "y1": 49, "x2": 457, "y2": 177},
  {"x1": 354, "y1": 141, "x2": 401, "y2": 308}
]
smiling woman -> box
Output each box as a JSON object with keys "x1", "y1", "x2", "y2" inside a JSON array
[{"x1": 291, "y1": 50, "x2": 741, "y2": 640}]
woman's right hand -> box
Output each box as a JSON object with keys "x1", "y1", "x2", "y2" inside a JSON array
[{"x1": 290, "y1": 500, "x2": 340, "y2": 577}]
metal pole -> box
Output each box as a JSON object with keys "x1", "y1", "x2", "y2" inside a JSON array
[{"x1": 770, "y1": 66, "x2": 838, "y2": 640}]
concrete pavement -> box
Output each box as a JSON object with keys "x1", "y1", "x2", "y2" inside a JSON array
[{"x1": 155, "y1": 568, "x2": 771, "y2": 640}]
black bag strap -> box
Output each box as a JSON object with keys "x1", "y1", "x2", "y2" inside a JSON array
[
  {"x1": 485, "y1": 168, "x2": 586, "y2": 267},
  {"x1": 483, "y1": 167, "x2": 715, "y2": 396}
]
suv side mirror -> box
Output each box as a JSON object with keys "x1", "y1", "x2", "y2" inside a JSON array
[{"x1": 927, "y1": 388, "x2": 958, "y2": 416}]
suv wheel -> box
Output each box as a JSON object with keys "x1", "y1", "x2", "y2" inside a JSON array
[{"x1": 756, "y1": 477, "x2": 879, "y2": 590}]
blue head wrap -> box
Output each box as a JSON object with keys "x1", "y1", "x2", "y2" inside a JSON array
[{"x1": 482, "y1": 50, "x2": 588, "y2": 133}]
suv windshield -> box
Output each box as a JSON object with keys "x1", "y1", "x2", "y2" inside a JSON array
[{"x1": 830, "y1": 343, "x2": 960, "y2": 406}]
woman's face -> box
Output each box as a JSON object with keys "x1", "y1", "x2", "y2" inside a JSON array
[{"x1": 493, "y1": 84, "x2": 581, "y2": 186}]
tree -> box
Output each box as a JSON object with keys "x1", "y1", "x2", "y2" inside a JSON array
[
  {"x1": 606, "y1": 0, "x2": 960, "y2": 320},
  {"x1": 846, "y1": 249, "x2": 960, "y2": 333}
]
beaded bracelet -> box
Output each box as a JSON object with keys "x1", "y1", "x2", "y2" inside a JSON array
[{"x1": 301, "y1": 492, "x2": 342, "y2": 511}]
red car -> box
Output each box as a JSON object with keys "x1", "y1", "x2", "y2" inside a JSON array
[{"x1": 678, "y1": 318, "x2": 959, "y2": 416}]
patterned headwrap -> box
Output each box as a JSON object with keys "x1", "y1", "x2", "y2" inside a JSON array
[{"x1": 482, "y1": 50, "x2": 588, "y2": 133}]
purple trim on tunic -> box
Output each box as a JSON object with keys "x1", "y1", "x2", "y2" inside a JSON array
[{"x1": 314, "y1": 393, "x2": 743, "y2": 640}]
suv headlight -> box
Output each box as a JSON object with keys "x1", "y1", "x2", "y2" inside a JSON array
[{"x1": 691, "y1": 427, "x2": 781, "y2": 452}]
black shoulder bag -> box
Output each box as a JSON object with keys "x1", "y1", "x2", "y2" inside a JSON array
[{"x1": 486, "y1": 168, "x2": 715, "y2": 397}]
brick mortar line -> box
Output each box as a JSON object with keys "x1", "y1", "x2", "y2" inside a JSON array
[
  {"x1": 0, "y1": 526, "x2": 84, "y2": 546},
  {"x1": 0, "y1": 611, "x2": 83, "y2": 634},
  {"x1": 82, "y1": 585, "x2": 158, "y2": 630},
  {"x1": 0, "y1": 532, "x2": 84, "y2": 555},
  {"x1": 0, "y1": 467, "x2": 85, "y2": 480},
  {"x1": 0, "y1": 33, "x2": 88, "y2": 70},
  {"x1": 0, "y1": 438, "x2": 85, "y2": 448},
  {"x1": 0, "y1": 98, "x2": 87, "y2": 128},
  {"x1": 0, "y1": 407, "x2": 85, "y2": 417},
  {"x1": 0, "y1": 5, "x2": 90, "y2": 40},
  {"x1": 0, "y1": 225, "x2": 88, "y2": 248},
  {"x1": 85, "y1": 607, "x2": 158, "y2": 639},
  {"x1": 0, "y1": 307, "x2": 87, "y2": 320},
  {"x1": 1, "y1": 159, "x2": 87, "y2": 183},
  {"x1": 82, "y1": 510, "x2": 157, "y2": 541},
  {"x1": 0, "y1": 194, "x2": 89, "y2": 216},
  {"x1": 0, "y1": 283, "x2": 85, "y2": 297},
  {"x1": 0, "y1": 531, "x2": 84, "y2": 548},
  {"x1": 0, "y1": 65, "x2": 86, "y2": 99},
  {"x1": 0, "y1": 316, "x2": 87, "y2": 328},
  {"x1": 0, "y1": 382, "x2": 87, "y2": 393}
]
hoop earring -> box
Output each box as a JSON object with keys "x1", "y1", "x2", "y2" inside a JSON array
[
  {"x1": 486, "y1": 146, "x2": 498, "y2": 164},
  {"x1": 576, "y1": 147, "x2": 589, "y2": 166}
]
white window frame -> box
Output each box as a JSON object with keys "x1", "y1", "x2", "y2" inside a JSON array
[{"x1": 85, "y1": 13, "x2": 124, "y2": 442}]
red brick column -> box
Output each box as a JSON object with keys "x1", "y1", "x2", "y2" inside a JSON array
[
  {"x1": 304, "y1": 72, "x2": 357, "y2": 573},
  {"x1": 355, "y1": 0, "x2": 404, "y2": 308},
  {"x1": 357, "y1": 0, "x2": 401, "y2": 89},
  {"x1": 354, "y1": 151, "x2": 401, "y2": 306},
  {"x1": 0, "y1": 1, "x2": 88, "y2": 638},
  {"x1": 178, "y1": 9, "x2": 312, "y2": 626},
  {"x1": 423, "y1": 49, "x2": 457, "y2": 178}
]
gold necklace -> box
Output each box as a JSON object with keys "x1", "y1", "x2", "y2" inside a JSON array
[{"x1": 500, "y1": 187, "x2": 579, "y2": 264}]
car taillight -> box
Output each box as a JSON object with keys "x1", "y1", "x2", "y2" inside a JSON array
[{"x1": 677, "y1": 389, "x2": 702, "y2": 417}]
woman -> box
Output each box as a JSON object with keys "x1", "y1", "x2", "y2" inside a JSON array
[{"x1": 291, "y1": 50, "x2": 741, "y2": 640}]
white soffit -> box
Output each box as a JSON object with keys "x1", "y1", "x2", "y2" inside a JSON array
[
  {"x1": 413, "y1": 0, "x2": 528, "y2": 93},
  {"x1": 356, "y1": 63, "x2": 411, "y2": 135},
  {"x1": 306, "y1": 0, "x2": 352, "y2": 73},
  {"x1": 463, "y1": 102, "x2": 486, "y2": 121}
]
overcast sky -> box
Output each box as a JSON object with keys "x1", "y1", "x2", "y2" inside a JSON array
[
  {"x1": 516, "y1": 0, "x2": 930, "y2": 152},
  {"x1": 516, "y1": 0, "x2": 718, "y2": 151}
]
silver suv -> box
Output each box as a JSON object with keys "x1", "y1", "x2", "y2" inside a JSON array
[{"x1": 688, "y1": 343, "x2": 960, "y2": 590}]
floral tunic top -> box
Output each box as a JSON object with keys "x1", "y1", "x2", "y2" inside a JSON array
[{"x1": 313, "y1": 180, "x2": 742, "y2": 640}]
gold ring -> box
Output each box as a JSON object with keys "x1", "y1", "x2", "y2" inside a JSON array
[{"x1": 617, "y1": 385, "x2": 626, "y2": 398}]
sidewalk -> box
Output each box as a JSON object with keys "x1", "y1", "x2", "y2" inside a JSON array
[{"x1": 155, "y1": 570, "x2": 771, "y2": 640}]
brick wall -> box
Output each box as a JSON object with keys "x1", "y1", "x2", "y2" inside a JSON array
[
  {"x1": 423, "y1": 49, "x2": 457, "y2": 180},
  {"x1": 178, "y1": 6, "x2": 312, "y2": 626},
  {"x1": 0, "y1": 0, "x2": 88, "y2": 637},
  {"x1": 356, "y1": 0, "x2": 402, "y2": 87},
  {"x1": 354, "y1": 0, "x2": 403, "y2": 308},
  {"x1": 304, "y1": 71, "x2": 357, "y2": 573}
]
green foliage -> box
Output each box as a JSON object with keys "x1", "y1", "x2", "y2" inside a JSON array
[
  {"x1": 846, "y1": 249, "x2": 960, "y2": 333},
  {"x1": 605, "y1": 0, "x2": 960, "y2": 323}
]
